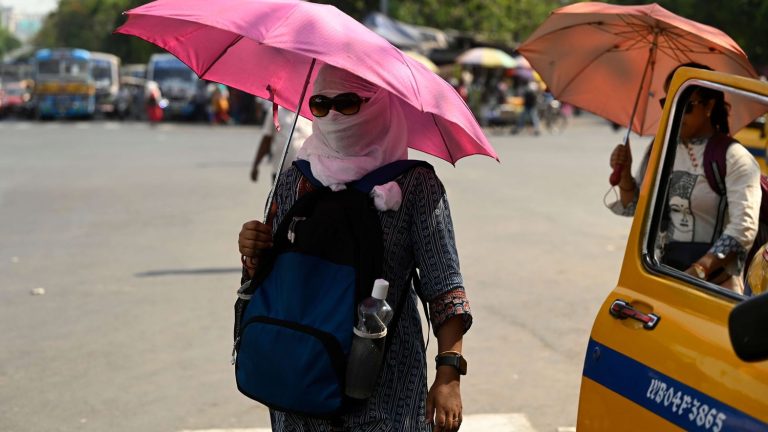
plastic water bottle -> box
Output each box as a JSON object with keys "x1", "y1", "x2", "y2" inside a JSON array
[{"x1": 345, "y1": 279, "x2": 394, "y2": 399}]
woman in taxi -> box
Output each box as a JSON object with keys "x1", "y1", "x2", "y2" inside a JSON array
[{"x1": 658, "y1": 85, "x2": 760, "y2": 293}]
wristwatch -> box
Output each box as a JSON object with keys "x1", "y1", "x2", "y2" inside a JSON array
[{"x1": 435, "y1": 352, "x2": 467, "y2": 375}]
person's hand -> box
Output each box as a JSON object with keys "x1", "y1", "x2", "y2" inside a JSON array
[
  {"x1": 609, "y1": 143, "x2": 633, "y2": 173},
  {"x1": 610, "y1": 143, "x2": 634, "y2": 187},
  {"x1": 239, "y1": 220, "x2": 273, "y2": 258},
  {"x1": 250, "y1": 166, "x2": 259, "y2": 182},
  {"x1": 426, "y1": 369, "x2": 462, "y2": 432}
]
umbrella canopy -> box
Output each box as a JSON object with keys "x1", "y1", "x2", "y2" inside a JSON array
[
  {"x1": 518, "y1": 2, "x2": 760, "y2": 136},
  {"x1": 403, "y1": 51, "x2": 439, "y2": 73},
  {"x1": 115, "y1": 0, "x2": 496, "y2": 165},
  {"x1": 456, "y1": 47, "x2": 518, "y2": 69}
]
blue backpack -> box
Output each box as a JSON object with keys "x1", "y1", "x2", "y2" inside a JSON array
[{"x1": 233, "y1": 159, "x2": 431, "y2": 417}]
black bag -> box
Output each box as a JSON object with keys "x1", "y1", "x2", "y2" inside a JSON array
[{"x1": 662, "y1": 242, "x2": 712, "y2": 271}]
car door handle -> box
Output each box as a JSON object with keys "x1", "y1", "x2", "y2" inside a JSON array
[{"x1": 609, "y1": 299, "x2": 660, "y2": 330}]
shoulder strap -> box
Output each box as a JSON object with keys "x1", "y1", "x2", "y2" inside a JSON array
[
  {"x1": 293, "y1": 159, "x2": 434, "y2": 193},
  {"x1": 350, "y1": 160, "x2": 433, "y2": 193},
  {"x1": 702, "y1": 133, "x2": 736, "y2": 196},
  {"x1": 292, "y1": 159, "x2": 326, "y2": 190}
]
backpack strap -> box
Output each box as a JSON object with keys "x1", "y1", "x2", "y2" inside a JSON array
[
  {"x1": 292, "y1": 159, "x2": 326, "y2": 190},
  {"x1": 350, "y1": 160, "x2": 433, "y2": 193},
  {"x1": 293, "y1": 159, "x2": 434, "y2": 193},
  {"x1": 702, "y1": 133, "x2": 736, "y2": 196},
  {"x1": 384, "y1": 269, "x2": 431, "y2": 353},
  {"x1": 702, "y1": 133, "x2": 736, "y2": 242}
]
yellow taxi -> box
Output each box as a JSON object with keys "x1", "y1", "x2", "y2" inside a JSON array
[
  {"x1": 577, "y1": 68, "x2": 768, "y2": 430},
  {"x1": 734, "y1": 114, "x2": 768, "y2": 173}
]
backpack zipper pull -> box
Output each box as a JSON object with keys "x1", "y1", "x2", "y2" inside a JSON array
[
  {"x1": 287, "y1": 217, "x2": 306, "y2": 244},
  {"x1": 231, "y1": 337, "x2": 240, "y2": 365}
]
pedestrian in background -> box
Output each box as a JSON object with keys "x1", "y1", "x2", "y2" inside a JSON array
[
  {"x1": 250, "y1": 102, "x2": 313, "y2": 182},
  {"x1": 514, "y1": 81, "x2": 541, "y2": 135},
  {"x1": 145, "y1": 80, "x2": 163, "y2": 125}
]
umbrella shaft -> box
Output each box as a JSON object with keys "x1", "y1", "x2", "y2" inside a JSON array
[
  {"x1": 625, "y1": 31, "x2": 660, "y2": 148},
  {"x1": 263, "y1": 58, "x2": 317, "y2": 222}
]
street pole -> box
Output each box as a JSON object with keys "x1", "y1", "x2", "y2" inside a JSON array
[{"x1": 380, "y1": 0, "x2": 388, "y2": 15}]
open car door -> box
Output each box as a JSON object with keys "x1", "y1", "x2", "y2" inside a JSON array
[{"x1": 577, "y1": 68, "x2": 768, "y2": 431}]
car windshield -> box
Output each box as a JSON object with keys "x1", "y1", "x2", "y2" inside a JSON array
[
  {"x1": 92, "y1": 60, "x2": 113, "y2": 86},
  {"x1": 152, "y1": 67, "x2": 195, "y2": 82},
  {"x1": 37, "y1": 59, "x2": 89, "y2": 79}
]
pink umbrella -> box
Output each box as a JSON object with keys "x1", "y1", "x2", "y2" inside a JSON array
[
  {"x1": 115, "y1": 0, "x2": 495, "y2": 166},
  {"x1": 518, "y1": 2, "x2": 761, "y2": 183}
]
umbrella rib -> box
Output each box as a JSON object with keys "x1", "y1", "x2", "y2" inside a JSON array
[
  {"x1": 397, "y1": 50, "x2": 425, "y2": 110},
  {"x1": 199, "y1": 34, "x2": 245, "y2": 79},
  {"x1": 658, "y1": 31, "x2": 692, "y2": 64},
  {"x1": 430, "y1": 113, "x2": 455, "y2": 165}
]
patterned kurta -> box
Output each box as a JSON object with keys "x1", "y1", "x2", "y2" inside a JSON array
[{"x1": 259, "y1": 164, "x2": 472, "y2": 432}]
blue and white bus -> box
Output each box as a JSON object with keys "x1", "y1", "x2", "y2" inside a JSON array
[{"x1": 32, "y1": 48, "x2": 96, "y2": 119}]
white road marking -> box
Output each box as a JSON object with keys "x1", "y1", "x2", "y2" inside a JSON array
[{"x1": 178, "y1": 413, "x2": 537, "y2": 432}]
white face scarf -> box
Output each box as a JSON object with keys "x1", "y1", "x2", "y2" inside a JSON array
[{"x1": 296, "y1": 64, "x2": 408, "y2": 191}]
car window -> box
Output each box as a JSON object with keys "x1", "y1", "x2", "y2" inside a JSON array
[{"x1": 643, "y1": 79, "x2": 768, "y2": 299}]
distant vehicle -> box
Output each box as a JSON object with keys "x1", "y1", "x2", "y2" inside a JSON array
[
  {"x1": 31, "y1": 48, "x2": 96, "y2": 119},
  {"x1": 115, "y1": 76, "x2": 147, "y2": 120},
  {"x1": 0, "y1": 81, "x2": 32, "y2": 118},
  {"x1": 146, "y1": 53, "x2": 199, "y2": 119},
  {"x1": 90, "y1": 52, "x2": 121, "y2": 117},
  {"x1": 120, "y1": 63, "x2": 147, "y2": 80}
]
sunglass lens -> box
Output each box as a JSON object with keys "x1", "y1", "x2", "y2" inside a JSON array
[
  {"x1": 309, "y1": 96, "x2": 331, "y2": 117},
  {"x1": 333, "y1": 94, "x2": 362, "y2": 115}
]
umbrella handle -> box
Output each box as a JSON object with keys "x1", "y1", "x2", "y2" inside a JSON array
[
  {"x1": 609, "y1": 164, "x2": 623, "y2": 186},
  {"x1": 609, "y1": 132, "x2": 632, "y2": 186}
]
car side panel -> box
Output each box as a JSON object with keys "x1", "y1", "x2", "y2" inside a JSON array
[{"x1": 577, "y1": 377, "x2": 681, "y2": 431}]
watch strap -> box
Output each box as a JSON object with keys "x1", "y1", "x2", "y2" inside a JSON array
[{"x1": 435, "y1": 352, "x2": 467, "y2": 375}]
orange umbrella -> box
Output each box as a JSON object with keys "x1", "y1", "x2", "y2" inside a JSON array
[{"x1": 519, "y1": 2, "x2": 760, "y2": 184}]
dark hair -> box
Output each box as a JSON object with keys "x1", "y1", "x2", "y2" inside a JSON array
[
  {"x1": 697, "y1": 86, "x2": 731, "y2": 134},
  {"x1": 664, "y1": 62, "x2": 712, "y2": 90},
  {"x1": 678, "y1": 83, "x2": 731, "y2": 134},
  {"x1": 667, "y1": 62, "x2": 730, "y2": 134}
]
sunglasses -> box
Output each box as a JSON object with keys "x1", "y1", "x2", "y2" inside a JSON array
[
  {"x1": 659, "y1": 96, "x2": 707, "y2": 114},
  {"x1": 683, "y1": 99, "x2": 706, "y2": 114},
  {"x1": 308, "y1": 92, "x2": 370, "y2": 117}
]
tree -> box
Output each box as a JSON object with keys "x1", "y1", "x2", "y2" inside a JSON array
[
  {"x1": 34, "y1": 0, "x2": 159, "y2": 64},
  {"x1": 609, "y1": 0, "x2": 768, "y2": 71},
  {"x1": 390, "y1": 0, "x2": 563, "y2": 46},
  {"x1": 0, "y1": 27, "x2": 22, "y2": 59}
]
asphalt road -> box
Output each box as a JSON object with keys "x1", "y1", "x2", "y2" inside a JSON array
[{"x1": 0, "y1": 116, "x2": 650, "y2": 432}]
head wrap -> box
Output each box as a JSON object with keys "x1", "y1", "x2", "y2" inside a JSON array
[{"x1": 296, "y1": 64, "x2": 408, "y2": 190}]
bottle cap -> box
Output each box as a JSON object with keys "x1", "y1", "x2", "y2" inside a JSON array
[{"x1": 371, "y1": 279, "x2": 389, "y2": 300}]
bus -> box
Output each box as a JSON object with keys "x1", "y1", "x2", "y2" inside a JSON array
[
  {"x1": 31, "y1": 48, "x2": 96, "y2": 119},
  {"x1": 90, "y1": 52, "x2": 121, "y2": 117},
  {"x1": 146, "y1": 53, "x2": 200, "y2": 119}
]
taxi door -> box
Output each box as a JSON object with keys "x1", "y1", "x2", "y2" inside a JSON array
[{"x1": 577, "y1": 68, "x2": 768, "y2": 431}]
